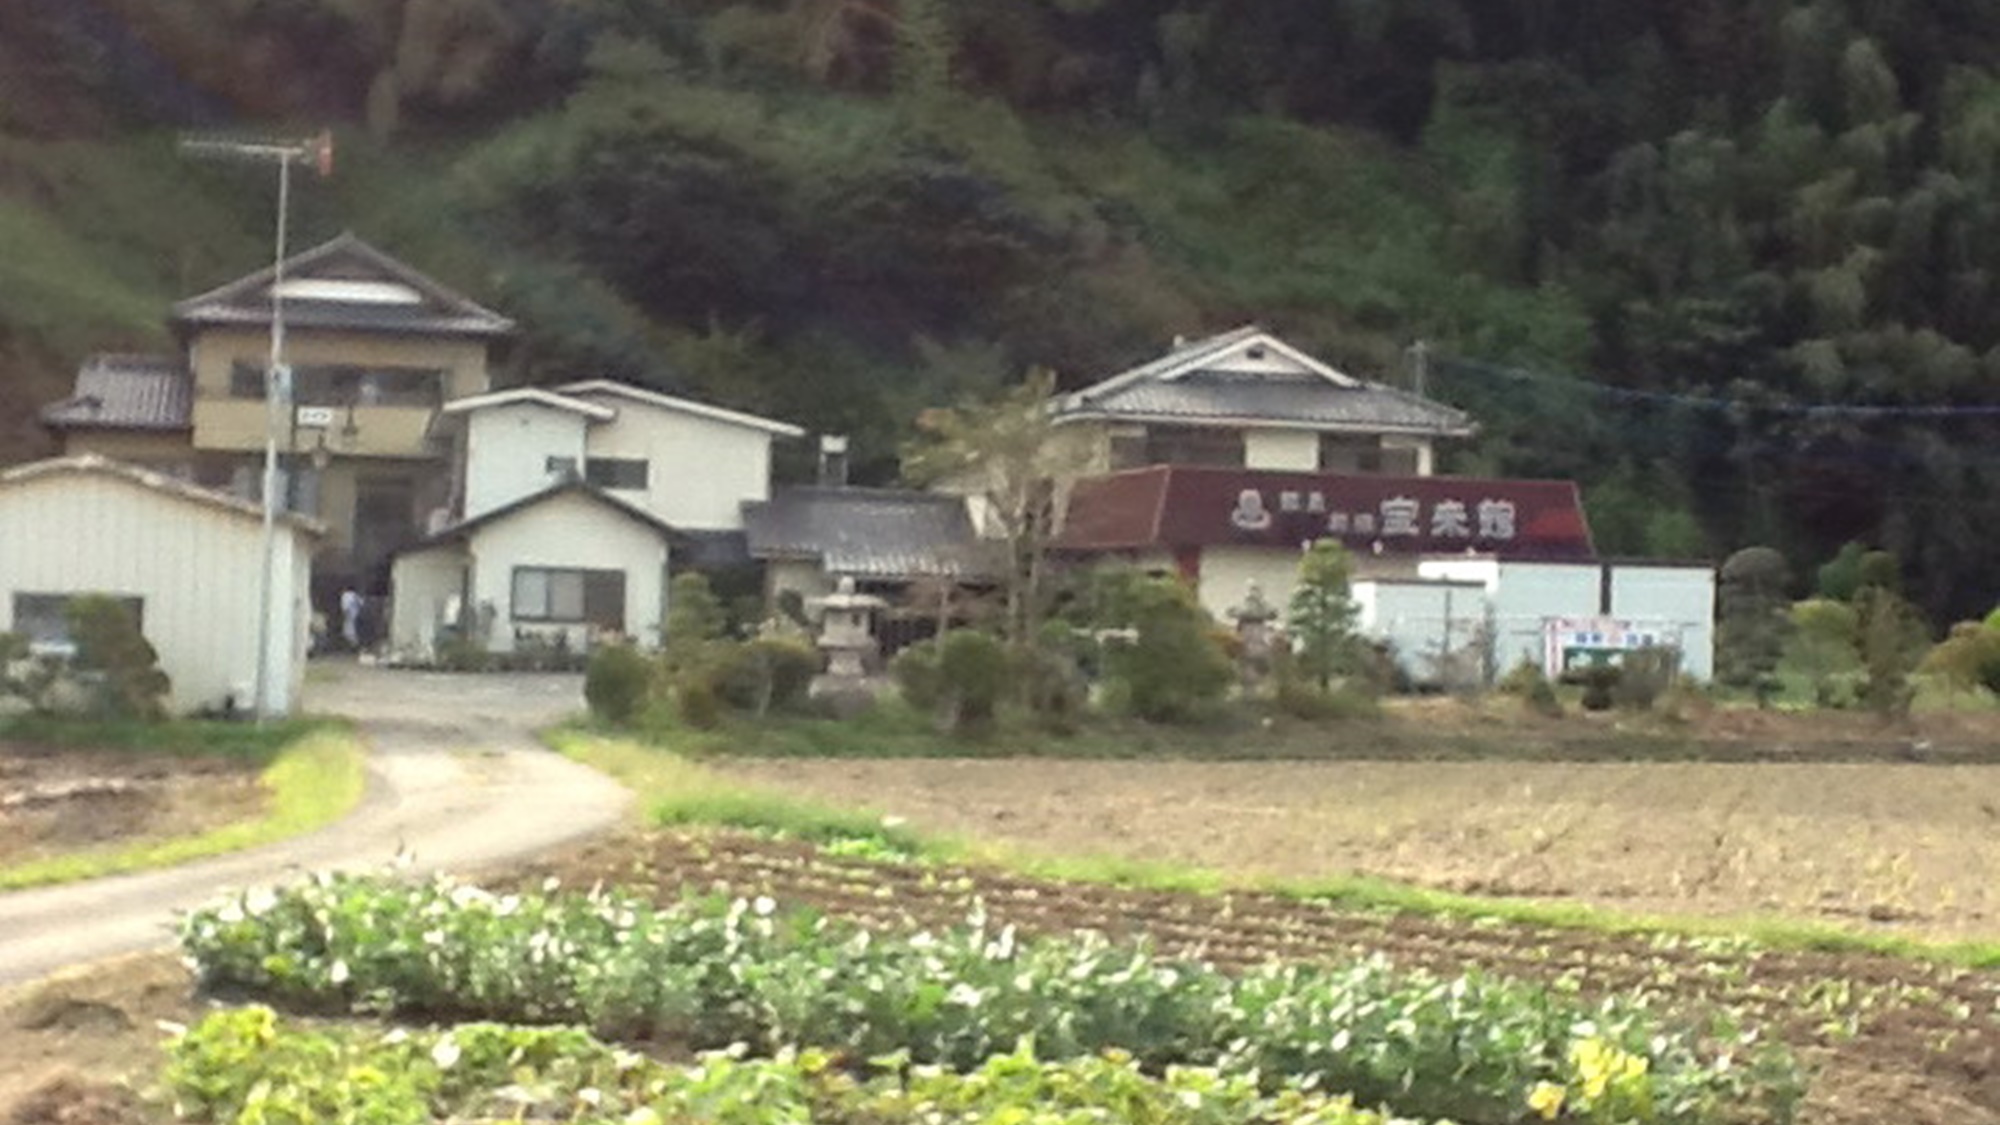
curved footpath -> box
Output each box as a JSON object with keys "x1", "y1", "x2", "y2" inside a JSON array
[{"x1": 0, "y1": 667, "x2": 631, "y2": 986}]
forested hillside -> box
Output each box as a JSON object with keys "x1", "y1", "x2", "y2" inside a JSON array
[{"x1": 3, "y1": 0, "x2": 1997, "y2": 619}]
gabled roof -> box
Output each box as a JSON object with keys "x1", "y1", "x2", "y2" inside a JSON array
[
  {"x1": 403, "y1": 479, "x2": 687, "y2": 554},
  {"x1": 0, "y1": 455, "x2": 323, "y2": 535},
  {"x1": 559, "y1": 380, "x2": 805, "y2": 438},
  {"x1": 1055, "y1": 326, "x2": 1474, "y2": 437},
  {"x1": 172, "y1": 233, "x2": 515, "y2": 338},
  {"x1": 1055, "y1": 465, "x2": 1593, "y2": 559},
  {"x1": 743, "y1": 487, "x2": 988, "y2": 580},
  {"x1": 40, "y1": 354, "x2": 192, "y2": 432},
  {"x1": 438, "y1": 387, "x2": 618, "y2": 421}
]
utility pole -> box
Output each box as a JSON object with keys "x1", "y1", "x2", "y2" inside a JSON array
[
  {"x1": 1408, "y1": 338, "x2": 1431, "y2": 400},
  {"x1": 180, "y1": 131, "x2": 333, "y2": 721}
]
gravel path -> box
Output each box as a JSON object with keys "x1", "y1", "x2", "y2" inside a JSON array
[{"x1": 0, "y1": 666, "x2": 630, "y2": 985}]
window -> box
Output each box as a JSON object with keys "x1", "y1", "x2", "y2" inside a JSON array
[
  {"x1": 1320, "y1": 435, "x2": 1420, "y2": 475},
  {"x1": 511, "y1": 568, "x2": 625, "y2": 628},
  {"x1": 545, "y1": 455, "x2": 580, "y2": 480},
  {"x1": 584, "y1": 457, "x2": 649, "y2": 490},
  {"x1": 11, "y1": 593, "x2": 144, "y2": 657},
  {"x1": 229, "y1": 363, "x2": 267, "y2": 399},
  {"x1": 1145, "y1": 427, "x2": 1245, "y2": 468},
  {"x1": 228, "y1": 362, "x2": 444, "y2": 407}
]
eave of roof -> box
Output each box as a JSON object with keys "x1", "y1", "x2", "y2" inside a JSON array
[
  {"x1": 559, "y1": 380, "x2": 805, "y2": 438},
  {"x1": 171, "y1": 232, "x2": 515, "y2": 338},
  {"x1": 1051, "y1": 406, "x2": 1476, "y2": 438},
  {"x1": 403, "y1": 480, "x2": 687, "y2": 554},
  {"x1": 439, "y1": 387, "x2": 618, "y2": 421},
  {"x1": 0, "y1": 455, "x2": 324, "y2": 536}
]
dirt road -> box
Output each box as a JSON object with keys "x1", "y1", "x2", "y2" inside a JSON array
[{"x1": 0, "y1": 666, "x2": 629, "y2": 986}]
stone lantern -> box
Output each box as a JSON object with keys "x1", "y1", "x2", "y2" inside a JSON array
[
  {"x1": 811, "y1": 576, "x2": 886, "y2": 679},
  {"x1": 1227, "y1": 578, "x2": 1282, "y2": 687}
]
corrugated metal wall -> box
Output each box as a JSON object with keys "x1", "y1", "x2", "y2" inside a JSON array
[{"x1": 0, "y1": 472, "x2": 310, "y2": 713}]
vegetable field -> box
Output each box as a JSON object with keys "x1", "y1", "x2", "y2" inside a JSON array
[{"x1": 498, "y1": 829, "x2": 2000, "y2": 1125}]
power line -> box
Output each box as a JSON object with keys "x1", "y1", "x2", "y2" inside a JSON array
[{"x1": 1434, "y1": 353, "x2": 2000, "y2": 419}]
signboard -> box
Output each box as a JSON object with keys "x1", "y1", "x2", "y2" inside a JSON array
[
  {"x1": 1056, "y1": 466, "x2": 1596, "y2": 560},
  {"x1": 1542, "y1": 616, "x2": 1681, "y2": 676},
  {"x1": 1227, "y1": 487, "x2": 1517, "y2": 543},
  {"x1": 295, "y1": 406, "x2": 337, "y2": 428}
]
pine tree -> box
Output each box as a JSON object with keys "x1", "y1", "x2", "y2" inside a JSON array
[{"x1": 1287, "y1": 539, "x2": 1362, "y2": 692}]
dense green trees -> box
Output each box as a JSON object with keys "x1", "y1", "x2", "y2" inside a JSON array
[{"x1": 9, "y1": 0, "x2": 2000, "y2": 619}]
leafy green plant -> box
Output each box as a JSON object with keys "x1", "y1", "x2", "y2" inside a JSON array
[
  {"x1": 166, "y1": 1009, "x2": 1429, "y2": 1125},
  {"x1": 180, "y1": 875, "x2": 1802, "y2": 1125}
]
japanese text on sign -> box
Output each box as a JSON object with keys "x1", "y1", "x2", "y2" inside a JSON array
[{"x1": 1227, "y1": 490, "x2": 1517, "y2": 541}]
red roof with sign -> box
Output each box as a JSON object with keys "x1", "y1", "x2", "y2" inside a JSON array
[{"x1": 1056, "y1": 465, "x2": 1595, "y2": 559}]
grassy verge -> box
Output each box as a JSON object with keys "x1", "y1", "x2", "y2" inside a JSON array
[
  {"x1": 0, "y1": 727, "x2": 369, "y2": 892},
  {"x1": 614, "y1": 698, "x2": 2000, "y2": 765},
  {"x1": 550, "y1": 728, "x2": 2000, "y2": 970},
  {"x1": 0, "y1": 714, "x2": 329, "y2": 763}
]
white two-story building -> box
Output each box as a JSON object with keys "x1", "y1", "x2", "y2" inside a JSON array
[{"x1": 389, "y1": 380, "x2": 801, "y2": 655}]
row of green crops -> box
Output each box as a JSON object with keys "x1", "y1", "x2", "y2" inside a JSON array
[
  {"x1": 167, "y1": 1006, "x2": 1428, "y2": 1125},
  {"x1": 180, "y1": 875, "x2": 1804, "y2": 1124}
]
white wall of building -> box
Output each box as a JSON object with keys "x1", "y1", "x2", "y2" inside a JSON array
[
  {"x1": 1420, "y1": 557, "x2": 1600, "y2": 675},
  {"x1": 1243, "y1": 429, "x2": 1320, "y2": 472},
  {"x1": 467, "y1": 492, "x2": 669, "y2": 652},
  {"x1": 1417, "y1": 556, "x2": 1716, "y2": 681},
  {"x1": 389, "y1": 546, "x2": 466, "y2": 655},
  {"x1": 463, "y1": 403, "x2": 591, "y2": 518},
  {"x1": 1354, "y1": 579, "x2": 1488, "y2": 684},
  {"x1": 0, "y1": 470, "x2": 313, "y2": 714},
  {"x1": 1609, "y1": 565, "x2": 1717, "y2": 681},
  {"x1": 1196, "y1": 546, "x2": 1303, "y2": 622},
  {"x1": 568, "y1": 393, "x2": 776, "y2": 530}
]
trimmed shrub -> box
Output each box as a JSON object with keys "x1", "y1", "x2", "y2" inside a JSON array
[
  {"x1": 937, "y1": 629, "x2": 1008, "y2": 729},
  {"x1": 890, "y1": 639, "x2": 944, "y2": 713},
  {"x1": 1102, "y1": 577, "x2": 1233, "y2": 723},
  {"x1": 584, "y1": 643, "x2": 650, "y2": 725},
  {"x1": 714, "y1": 637, "x2": 821, "y2": 716},
  {"x1": 676, "y1": 674, "x2": 725, "y2": 729},
  {"x1": 66, "y1": 594, "x2": 169, "y2": 719}
]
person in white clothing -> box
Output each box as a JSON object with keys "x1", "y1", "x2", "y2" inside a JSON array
[{"x1": 340, "y1": 588, "x2": 363, "y2": 650}]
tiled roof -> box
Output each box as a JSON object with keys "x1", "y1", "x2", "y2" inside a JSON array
[
  {"x1": 173, "y1": 233, "x2": 514, "y2": 339},
  {"x1": 40, "y1": 354, "x2": 192, "y2": 431},
  {"x1": 743, "y1": 487, "x2": 988, "y2": 580},
  {"x1": 1056, "y1": 326, "x2": 1474, "y2": 436},
  {"x1": 1072, "y1": 369, "x2": 1473, "y2": 433}
]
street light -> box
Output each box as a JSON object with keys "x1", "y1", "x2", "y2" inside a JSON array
[{"x1": 180, "y1": 131, "x2": 333, "y2": 721}]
